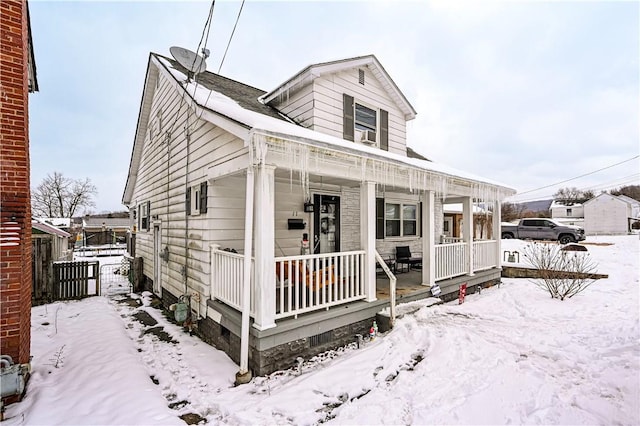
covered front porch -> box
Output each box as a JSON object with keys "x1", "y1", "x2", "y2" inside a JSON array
[
  {"x1": 210, "y1": 236, "x2": 501, "y2": 323},
  {"x1": 207, "y1": 132, "x2": 507, "y2": 328}
]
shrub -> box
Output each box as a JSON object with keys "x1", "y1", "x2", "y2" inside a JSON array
[{"x1": 522, "y1": 242, "x2": 598, "y2": 300}]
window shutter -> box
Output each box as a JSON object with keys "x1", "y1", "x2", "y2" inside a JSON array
[
  {"x1": 419, "y1": 201, "x2": 423, "y2": 238},
  {"x1": 138, "y1": 205, "x2": 142, "y2": 230},
  {"x1": 186, "y1": 187, "x2": 191, "y2": 216},
  {"x1": 146, "y1": 201, "x2": 151, "y2": 230},
  {"x1": 199, "y1": 182, "x2": 208, "y2": 214},
  {"x1": 343, "y1": 94, "x2": 354, "y2": 141},
  {"x1": 380, "y1": 109, "x2": 389, "y2": 151},
  {"x1": 376, "y1": 198, "x2": 385, "y2": 239}
]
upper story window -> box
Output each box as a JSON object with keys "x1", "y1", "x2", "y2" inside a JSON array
[
  {"x1": 566, "y1": 208, "x2": 572, "y2": 216},
  {"x1": 355, "y1": 103, "x2": 377, "y2": 133},
  {"x1": 343, "y1": 94, "x2": 389, "y2": 150}
]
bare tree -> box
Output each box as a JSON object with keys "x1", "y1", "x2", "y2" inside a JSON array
[
  {"x1": 32, "y1": 172, "x2": 97, "y2": 218},
  {"x1": 501, "y1": 202, "x2": 526, "y2": 222},
  {"x1": 553, "y1": 187, "x2": 594, "y2": 205},
  {"x1": 522, "y1": 242, "x2": 598, "y2": 300},
  {"x1": 610, "y1": 185, "x2": 640, "y2": 201}
]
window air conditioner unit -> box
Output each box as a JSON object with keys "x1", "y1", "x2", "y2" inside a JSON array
[{"x1": 361, "y1": 130, "x2": 377, "y2": 144}]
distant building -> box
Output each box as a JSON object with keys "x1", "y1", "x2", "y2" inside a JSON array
[
  {"x1": 550, "y1": 200, "x2": 584, "y2": 228},
  {"x1": 81, "y1": 217, "x2": 130, "y2": 246},
  {"x1": 584, "y1": 193, "x2": 640, "y2": 235}
]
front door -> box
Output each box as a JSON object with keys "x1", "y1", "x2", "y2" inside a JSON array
[
  {"x1": 153, "y1": 224, "x2": 162, "y2": 296},
  {"x1": 313, "y1": 194, "x2": 340, "y2": 254}
]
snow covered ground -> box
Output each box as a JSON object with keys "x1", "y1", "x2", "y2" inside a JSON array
[{"x1": 5, "y1": 235, "x2": 639, "y2": 425}]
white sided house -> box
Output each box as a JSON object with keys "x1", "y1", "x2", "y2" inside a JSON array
[
  {"x1": 550, "y1": 200, "x2": 585, "y2": 228},
  {"x1": 584, "y1": 193, "x2": 640, "y2": 235},
  {"x1": 122, "y1": 52, "x2": 515, "y2": 376}
]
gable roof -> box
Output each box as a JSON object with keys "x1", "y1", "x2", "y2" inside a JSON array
[
  {"x1": 584, "y1": 192, "x2": 626, "y2": 205},
  {"x1": 123, "y1": 52, "x2": 515, "y2": 205},
  {"x1": 617, "y1": 194, "x2": 640, "y2": 206},
  {"x1": 261, "y1": 54, "x2": 417, "y2": 121}
]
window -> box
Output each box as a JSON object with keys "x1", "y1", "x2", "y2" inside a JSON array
[
  {"x1": 187, "y1": 182, "x2": 208, "y2": 216},
  {"x1": 138, "y1": 201, "x2": 150, "y2": 231},
  {"x1": 384, "y1": 202, "x2": 418, "y2": 237},
  {"x1": 566, "y1": 208, "x2": 572, "y2": 216},
  {"x1": 355, "y1": 103, "x2": 377, "y2": 133},
  {"x1": 343, "y1": 94, "x2": 389, "y2": 150}
]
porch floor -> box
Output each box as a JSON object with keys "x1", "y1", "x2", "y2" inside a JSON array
[{"x1": 376, "y1": 268, "x2": 425, "y2": 299}]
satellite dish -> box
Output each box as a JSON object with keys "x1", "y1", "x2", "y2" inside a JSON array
[{"x1": 170, "y1": 46, "x2": 207, "y2": 74}]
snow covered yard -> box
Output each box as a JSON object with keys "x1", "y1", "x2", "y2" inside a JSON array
[{"x1": 5, "y1": 236, "x2": 639, "y2": 425}]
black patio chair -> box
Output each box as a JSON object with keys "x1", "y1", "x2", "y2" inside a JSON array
[{"x1": 395, "y1": 246, "x2": 422, "y2": 273}]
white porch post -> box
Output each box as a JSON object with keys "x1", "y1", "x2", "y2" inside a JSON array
[
  {"x1": 253, "y1": 164, "x2": 276, "y2": 330},
  {"x1": 238, "y1": 167, "x2": 254, "y2": 381},
  {"x1": 360, "y1": 181, "x2": 376, "y2": 302},
  {"x1": 493, "y1": 199, "x2": 502, "y2": 268},
  {"x1": 421, "y1": 190, "x2": 435, "y2": 286},
  {"x1": 463, "y1": 196, "x2": 475, "y2": 276}
]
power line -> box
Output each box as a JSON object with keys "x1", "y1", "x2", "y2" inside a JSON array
[
  {"x1": 509, "y1": 173, "x2": 640, "y2": 203},
  {"x1": 218, "y1": 0, "x2": 245, "y2": 74},
  {"x1": 515, "y1": 155, "x2": 640, "y2": 196}
]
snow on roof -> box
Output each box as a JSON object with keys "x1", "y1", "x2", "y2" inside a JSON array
[
  {"x1": 550, "y1": 200, "x2": 583, "y2": 209},
  {"x1": 32, "y1": 219, "x2": 71, "y2": 238},
  {"x1": 83, "y1": 217, "x2": 130, "y2": 229},
  {"x1": 34, "y1": 217, "x2": 71, "y2": 228},
  {"x1": 617, "y1": 194, "x2": 640, "y2": 206},
  {"x1": 155, "y1": 55, "x2": 514, "y2": 194},
  {"x1": 443, "y1": 203, "x2": 488, "y2": 214}
]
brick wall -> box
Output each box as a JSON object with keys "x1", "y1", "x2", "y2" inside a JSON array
[{"x1": 0, "y1": 0, "x2": 32, "y2": 365}]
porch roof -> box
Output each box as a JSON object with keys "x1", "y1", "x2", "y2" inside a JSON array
[{"x1": 32, "y1": 219, "x2": 70, "y2": 238}]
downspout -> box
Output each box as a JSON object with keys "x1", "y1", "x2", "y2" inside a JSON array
[
  {"x1": 184, "y1": 125, "x2": 190, "y2": 293},
  {"x1": 237, "y1": 162, "x2": 254, "y2": 385}
]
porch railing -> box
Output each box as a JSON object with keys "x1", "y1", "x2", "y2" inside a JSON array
[
  {"x1": 440, "y1": 236, "x2": 463, "y2": 244},
  {"x1": 473, "y1": 240, "x2": 498, "y2": 272},
  {"x1": 211, "y1": 248, "x2": 255, "y2": 315},
  {"x1": 274, "y1": 251, "x2": 366, "y2": 320},
  {"x1": 435, "y1": 242, "x2": 468, "y2": 280}
]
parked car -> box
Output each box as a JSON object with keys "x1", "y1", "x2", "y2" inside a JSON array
[{"x1": 501, "y1": 218, "x2": 586, "y2": 244}]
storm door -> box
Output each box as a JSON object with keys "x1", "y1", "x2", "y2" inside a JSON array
[{"x1": 313, "y1": 194, "x2": 340, "y2": 254}]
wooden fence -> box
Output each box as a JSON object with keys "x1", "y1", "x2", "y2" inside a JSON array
[{"x1": 52, "y1": 261, "x2": 100, "y2": 301}]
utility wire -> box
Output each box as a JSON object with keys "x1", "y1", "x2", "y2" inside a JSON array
[
  {"x1": 509, "y1": 173, "x2": 640, "y2": 203},
  {"x1": 515, "y1": 155, "x2": 640, "y2": 196},
  {"x1": 218, "y1": 0, "x2": 245, "y2": 74},
  {"x1": 164, "y1": 0, "x2": 216, "y2": 138}
]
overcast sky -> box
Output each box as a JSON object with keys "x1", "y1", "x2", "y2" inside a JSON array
[{"x1": 28, "y1": 0, "x2": 639, "y2": 213}]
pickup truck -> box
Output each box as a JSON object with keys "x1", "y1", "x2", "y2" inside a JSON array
[{"x1": 501, "y1": 218, "x2": 586, "y2": 244}]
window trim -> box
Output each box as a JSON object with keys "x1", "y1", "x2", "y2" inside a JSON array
[
  {"x1": 138, "y1": 201, "x2": 150, "y2": 231},
  {"x1": 377, "y1": 199, "x2": 419, "y2": 239}
]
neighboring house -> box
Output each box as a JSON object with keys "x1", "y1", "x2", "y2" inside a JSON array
[
  {"x1": 34, "y1": 217, "x2": 72, "y2": 231},
  {"x1": 550, "y1": 200, "x2": 585, "y2": 227},
  {"x1": 32, "y1": 219, "x2": 71, "y2": 301},
  {"x1": 122, "y1": 52, "x2": 515, "y2": 376},
  {"x1": 584, "y1": 193, "x2": 640, "y2": 235},
  {"x1": 0, "y1": 0, "x2": 38, "y2": 375},
  {"x1": 81, "y1": 217, "x2": 130, "y2": 246},
  {"x1": 443, "y1": 203, "x2": 493, "y2": 241}
]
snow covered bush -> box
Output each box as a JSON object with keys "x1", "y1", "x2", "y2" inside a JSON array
[{"x1": 522, "y1": 242, "x2": 598, "y2": 300}]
